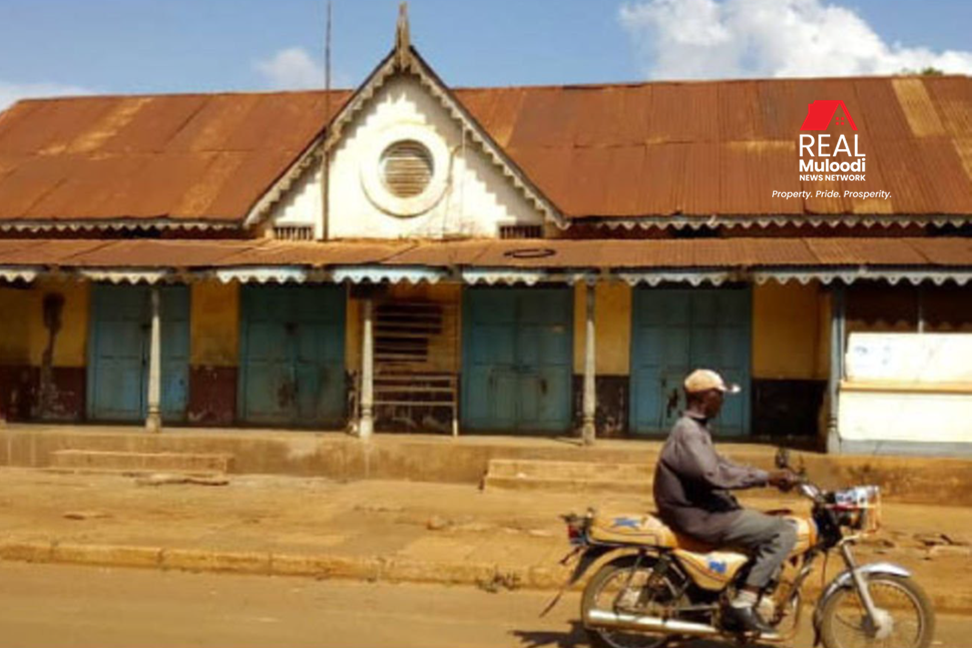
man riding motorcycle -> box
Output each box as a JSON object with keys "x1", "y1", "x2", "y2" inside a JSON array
[{"x1": 653, "y1": 368, "x2": 798, "y2": 635}]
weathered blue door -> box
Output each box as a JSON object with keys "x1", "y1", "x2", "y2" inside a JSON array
[
  {"x1": 87, "y1": 285, "x2": 190, "y2": 422},
  {"x1": 630, "y1": 288, "x2": 751, "y2": 436},
  {"x1": 238, "y1": 285, "x2": 346, "y2": 427},
  {"x1": 462, "y1": 287, "x2": 572, "y2": 432}
]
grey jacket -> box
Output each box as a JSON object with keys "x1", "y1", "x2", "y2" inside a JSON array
[{"x1": 653, "y1": 412, "x2": 769, "y2": 543}]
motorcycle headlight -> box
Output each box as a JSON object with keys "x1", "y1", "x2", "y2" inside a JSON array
[{"x1": 832, "y1": 486, "x2": 881, "y2": 534}]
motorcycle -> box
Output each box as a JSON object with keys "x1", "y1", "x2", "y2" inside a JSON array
[{"x1": 546, "y1": 448, "x2": 935, "y2": 648}]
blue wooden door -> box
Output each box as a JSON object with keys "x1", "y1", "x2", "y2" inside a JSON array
[
  {"x1": 630, "y1": 288, "x2": 751, "y2": 436},
  {"x1": 462, "y1": 287, "x2": 572, "y2": 432},
  {"x1": 239, "y1": 285, "x2": 346, "y2": 427},
  {"x1": 87, "y1": 285, "x2": 189, "y2": 422}
]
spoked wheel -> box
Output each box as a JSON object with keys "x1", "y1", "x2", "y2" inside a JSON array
[
  {"x1": 581, "y1": 557, "x2": 684, "y2": 648},
  {"x1": 819, "y1": 575, "x2": 935, "y2": 648}
]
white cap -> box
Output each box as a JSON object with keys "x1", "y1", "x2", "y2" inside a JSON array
[{"x1": 684, "y1": 369, "x2": 741, "y2": 395}]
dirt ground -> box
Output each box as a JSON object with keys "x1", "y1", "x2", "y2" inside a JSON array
[
  {"x1": 0, "y1": 467, "x2": 968, "y2": 603},
  {"x1": 3, "y1": 561, "x2": 972, "y2": 648}
]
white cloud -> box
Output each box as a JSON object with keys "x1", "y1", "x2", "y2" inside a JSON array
[
  {"x1": 619, "y1": 0, "x2": 972, "y2": 79},
  {"x1": 0, "y1": 81, "x2": 93, "y2": 112},
  {"x1": 254, "y1": 47, "x2": 326, "y2": 89}
]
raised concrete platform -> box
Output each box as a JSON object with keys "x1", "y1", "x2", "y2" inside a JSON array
[
  {"x1": 50, "y1": 450, "x2": 233, "y2": 475},
  {"x1": 1, "y1": 424, "x2": 970, "y2": 505}
]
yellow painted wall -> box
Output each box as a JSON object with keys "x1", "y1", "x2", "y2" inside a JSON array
[
  {"x1": 752, "y1": 282, "x2": 827, "y2": 380},
  {"x1": 573, "y1": 282, "x2": 633, "y2": 375},
  {"x1": 0, "y1": 281, "x2": 89, "y2": 367},
  {"x1": 44, "y1": 280, "x2": 89, "y2": 367},
  {"x1": 190, "y1": 282, "x2": 239, "y2": 366}
]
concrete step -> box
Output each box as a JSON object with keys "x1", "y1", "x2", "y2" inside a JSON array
[
  {"x1": 484, "y1": 458, "x2": 654, "y2": 494},
  {"x1": 50, "y1": 450, "x2": 233, "y2": 475},
  {"x1": 486, "y1": 459, "x2": 653, "y2": 481},
  {"x1": 483, "y1": 475, "x2": 652, "y2": 494}
]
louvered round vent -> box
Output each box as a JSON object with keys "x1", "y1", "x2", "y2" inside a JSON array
[{"x1": 379, "y1": 140, "x2": 434, "y2": 198}]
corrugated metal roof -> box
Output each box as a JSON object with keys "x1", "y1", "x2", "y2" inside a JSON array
[
  {"x1": 466, "y1": 77, "x2": 972, "y2": 219},
  {"x1": 0, "y1": 91, "x2": 351, "y2": 225},
  {"x1": 1, "y1": 76, "x2": 971, "y2": 224},
  {"x1": 1, "y1": 237, "x2": 969, "y2": 272}
]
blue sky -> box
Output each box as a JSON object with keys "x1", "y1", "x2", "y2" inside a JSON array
[{"x1": 1, "y1": 0, "x2": 971, "y2": 108}]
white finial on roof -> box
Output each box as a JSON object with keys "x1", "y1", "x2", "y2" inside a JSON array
[{"x1": 395, "y1": 2, "x2": 411, "y2": 70}]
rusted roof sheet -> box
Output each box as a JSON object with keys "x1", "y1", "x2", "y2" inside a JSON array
[
  {"x1": 2, "y1": 238, "x2": 970, "y2": 272},
  {"x1": 458, "y1": 76, "x2": 972, "y2": 218},
  {"x1": 0, "y1": 91, "x2": 351, "y2": 225},
  {"x1": 1, "y1": 76, "x2": 971, "y2": 224}
]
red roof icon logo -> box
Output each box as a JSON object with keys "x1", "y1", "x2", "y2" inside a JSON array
[{"x1": 800, "y1": 100, "x2": 858, "y2": 131}]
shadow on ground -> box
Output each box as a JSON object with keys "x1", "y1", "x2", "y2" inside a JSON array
[{"x1": 511, "y1": 621, "x2": 775, "y2": 648}]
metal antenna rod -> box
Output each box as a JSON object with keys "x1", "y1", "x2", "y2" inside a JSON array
[{"x1": 320, "y1": 0, "x2": 332, "y2": 241}]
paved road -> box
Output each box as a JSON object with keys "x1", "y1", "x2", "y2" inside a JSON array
[{"x1": 0, "y1": 562, "x2": 967, "y2": 648}]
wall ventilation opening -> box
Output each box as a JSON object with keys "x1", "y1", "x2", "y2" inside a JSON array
[
  {"x1": 499, "y1": 224, "x2": 543, "y2": 239},
  {"x1": 380, "y1": 140, "x2": 433, "y2": 198},
  {"x1": 273, "y1": 225, "x2": 314, "y2": 241}
]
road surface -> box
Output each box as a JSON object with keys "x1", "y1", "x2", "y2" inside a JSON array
[{"x1": 0, "y1": 562, "x2": 966, "y2": 648}]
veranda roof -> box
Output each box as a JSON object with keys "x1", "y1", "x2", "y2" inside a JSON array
[{"x1": 1, "y1": 237, "x2": 970, "y2": 286}]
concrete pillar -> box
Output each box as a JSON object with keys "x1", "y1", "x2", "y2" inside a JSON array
[
  {"x1": 145, "y1": 286, "x2": 162, "y2": 433},
  {"x1": 826, "y1": 284, "x2": 845, "y2": 453},
  {"x1": 581, "y1": 281, "x2": 596, "y2": 446},
  {"x1": 358, "y1": 298, "x2": 374, "y2": 441}
]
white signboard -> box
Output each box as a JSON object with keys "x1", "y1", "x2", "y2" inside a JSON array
[{"x1": 845, "y1": 332, "x2": 972, "y2": 383}]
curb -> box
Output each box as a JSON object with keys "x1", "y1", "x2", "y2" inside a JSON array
[{"x1": 1, "y1": 540, "x2": 969, "y2": 615}]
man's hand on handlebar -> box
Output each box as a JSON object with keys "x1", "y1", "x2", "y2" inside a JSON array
[{"x1": 767, "y1": 469, "x2": 799, "y2": 492}]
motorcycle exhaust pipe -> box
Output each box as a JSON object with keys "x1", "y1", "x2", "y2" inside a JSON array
[{"x1": 585, "y1": 609, "x2": 719, "y2": 638}]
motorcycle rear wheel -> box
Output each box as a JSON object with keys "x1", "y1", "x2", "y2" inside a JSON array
[
  {"x1": 819, "y1": 574, "x2": 935, "y2": 648},
  {"x1": 581, "y1": 556, "x2": 682, "y2": 648}
]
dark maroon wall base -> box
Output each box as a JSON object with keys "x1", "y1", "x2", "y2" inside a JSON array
[
  {"x1": 571, "y1": 375, "x2": 629, "y2": 439},
  {"x1": 0, "y1": 365, "x2": 85, "y2": 421},
  {"x1": 188, "y1": 366, "x2": 237, "y2": 426}
]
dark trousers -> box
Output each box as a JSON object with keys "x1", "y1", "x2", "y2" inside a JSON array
[{"x1": 720, "y1": 510, "x2": 798, "y2": 589}]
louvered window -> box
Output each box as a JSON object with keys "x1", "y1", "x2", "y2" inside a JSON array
[{"x1": 380, "y1": 140, "x2": 434, "y2": 198}]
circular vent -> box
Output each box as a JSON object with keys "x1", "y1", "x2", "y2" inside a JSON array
[{"x1": 379, "y1": 140, "x2": 434, "y2": 198}]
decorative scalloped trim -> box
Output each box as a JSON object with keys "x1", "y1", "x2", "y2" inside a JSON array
[
  {"x1": 0, "y1": 268, "x2": 37, "y2": 282},
  {"x1": 244, "y1": 48, "x2": 564, "y2": 233},
  {"x1": 0, "y1": 219, "x2": 239, "y2": 232},
  {"x1": 619, "y1": 268, "x2": 972, "y2": 286},
  {"x1": 78, "y1": 269, "x2": 170, "y2": 284},
  {"x1": 4, "y1": 264, "x2": 971, "y2": 287},
  {"x1": 586, "y1": 214, "x2": 972, "y2": 230}
]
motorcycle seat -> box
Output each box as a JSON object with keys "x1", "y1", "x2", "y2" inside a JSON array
[{"x1": 589, "y1": 511, "x2": 714, "y2": 552}]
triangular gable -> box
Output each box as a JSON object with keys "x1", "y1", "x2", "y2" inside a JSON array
[{"x1": 245, "y1": 30, "x2": 564, "y2": 233}]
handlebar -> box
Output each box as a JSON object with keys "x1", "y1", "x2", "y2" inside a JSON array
[{"x1": 775, "y1": 447, "x2": 826, "y2": 504}]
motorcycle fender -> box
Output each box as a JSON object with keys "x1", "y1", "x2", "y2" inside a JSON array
[
  {"x1": 569, "y1": 546, "x2": 621, "y2": 586},
  {"x1": 539, "y1": 546, "x2": 636, "y2": 619},
  {"x1": 811, "y1": 562, "x2": 912, "y2": 646}
]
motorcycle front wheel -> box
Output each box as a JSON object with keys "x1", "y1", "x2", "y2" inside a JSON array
[
  {"x1": 819, "y1": 574, "x2": 935, "y2": 648},
  {"x1": 581, "y1": 556, "x2": 683, "y2": 648}
]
